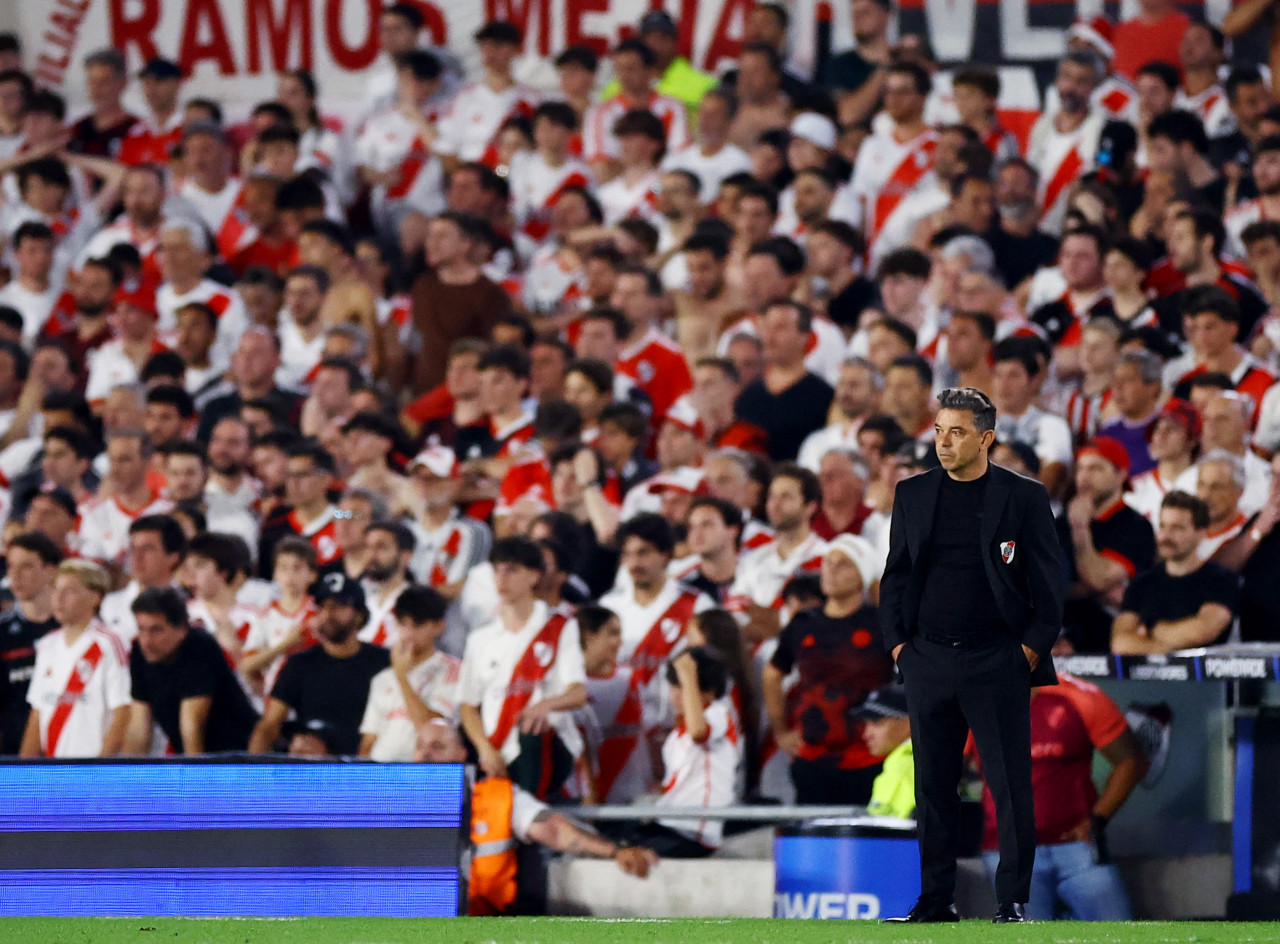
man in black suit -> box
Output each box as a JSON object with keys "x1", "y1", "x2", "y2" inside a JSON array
[{"x1": 880, "y1": 387, "x2": 1066, "y2": 925}]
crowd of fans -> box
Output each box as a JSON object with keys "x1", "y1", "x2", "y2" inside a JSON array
[{"x1": 0, "y1": 0, "x2": 1276, "y2": 873}]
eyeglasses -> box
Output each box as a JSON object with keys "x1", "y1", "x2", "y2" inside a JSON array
[{"x1": 333, "y1": 510, "x2": 365, "y2": 520}]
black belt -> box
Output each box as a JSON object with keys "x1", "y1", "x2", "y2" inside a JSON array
[{"x1": 919, "y1": 632, "x2": 1003, "y2": 650}]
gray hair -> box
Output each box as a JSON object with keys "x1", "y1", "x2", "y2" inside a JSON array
[
  {"x1": 1117, "y1": 349, "x2": 1163, "y2": 386},
  {"x1": 938, "y1": 387, "x2": 996, "y2": 433},
  {"x1": 1198, "y1": 448, "x2": 1246, "y2": 489},
  {"x1": 1064, "y1": 48, "x2": 1105, "y2": 84},
  {"x1": 84, "y1": 48, "x2": 127, "y2": 76},
  {"x1": 325, "y1": 323, "x2": 370, "y2": 361},
  {"x1": 821, "y1": 447, "x2": 872, "y2": 482},
  {"x1": 340, "y1": 487, "x2": 390, "y2": 522},
  {"x1": 707, "y1": 447, "x2": 753, "y2": 481},
  {"x1": 1212, "y1": 390, "x2": 1254, "y2": 424},
  {"x1": 941, "y1": 235, "x2": 996, "y2": 276},
  {"x1": 842, "y1": 356, "x2": 885, "y2": 392}
]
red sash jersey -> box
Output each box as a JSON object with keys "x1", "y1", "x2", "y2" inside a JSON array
[
  {"x1": 1065, "y1": 387, "x2": 1113, "y2": 445},
  {"x1": 1031, "y1": 292, "x2": 1116, "y2": 349},
  {"x1": 616, "y1": 328, "x2": 694, "y2": 423},
  {"x1": 1150, "y1": 268, "x2": 1269, "y2": 343},
  {"x1": 1172, "y1": 358, "x2": 1276, "y2": 426},
  {"x1": 980, "y1": 674, "x2": 1128, "y2": 850}
]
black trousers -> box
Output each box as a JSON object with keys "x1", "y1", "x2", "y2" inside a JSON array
[
  {"x1": 790, "y1": 757, "x2": 881, "y2": 805},
  {"x1": 899, "y1": 635, "x2": 1035, "y2": 905}
]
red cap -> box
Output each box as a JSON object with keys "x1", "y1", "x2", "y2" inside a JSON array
[
  {"x1": 1145, "y1": 398, "x2": 1202, "y2": 443},
  {"x1": 1068, "y1": 16, "x2": 1114, "y2": 57},
  {"x1": 1077, "y1": 435, "x2": 1130, "y2": 474},
  {"x1": 114, "y1": 279, "x2": 158, "y2": 317}
]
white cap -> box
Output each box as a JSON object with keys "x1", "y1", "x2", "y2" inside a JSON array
[
  {"x1": 789, "y1": 112, "x2": 837, "y2": 151},
  {"x1": 824, "y1": 533, "x2": 883, "y2": 585},
  {"x1": 408, "y1": 445, "x2": 458, "y2": 479},
  {"x1": 647, "y1": 466, "x2": 707, "y2": 495}
]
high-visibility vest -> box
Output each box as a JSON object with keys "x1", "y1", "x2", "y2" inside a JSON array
[{"x1": 468, "y1": 777, "x2": 519, "y2": 916}]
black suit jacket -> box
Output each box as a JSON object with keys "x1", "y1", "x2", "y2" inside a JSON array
[{"x1": 879, "y1": 463, "x2": 1066, "y2": 687}]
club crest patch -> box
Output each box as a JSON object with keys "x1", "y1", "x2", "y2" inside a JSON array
[{"x1": 1000, "y1": 541, "x2": 1016, "y2": 564}]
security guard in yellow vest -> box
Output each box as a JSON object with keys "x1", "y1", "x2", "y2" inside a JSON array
[{"x1": 416, "y1": 720, "x2": 658, "y2": 914}]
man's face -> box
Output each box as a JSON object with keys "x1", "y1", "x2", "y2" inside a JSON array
[
  {"x1": 316, "y1": 599, "x2": 362, "y2": 643},
  {"x1": 684, "y1": 248, "x2": 724, "y2": 300},
  {"x1": 25, "y1": 497, "x2": 74, "y2": 546},
  {"x1": 446, "y1": 169, "x2": 487, "y2": 214},
  {"x1": 1253, "y1": 149, "x2": 1280, "y2": 196},
  {"x1": 232, "y1": 333, "x2": 279, "y2": 387},
  {"x1": 145, "y1": 403, "x2": 185, "y2": 448},
  {"x1": 174, "y1": 308, "x2": 216, "y2": 364},
  {"x1": 14, "y1": 236, "x2": 53, "y2": 282},
  {"x1": 529, "y1": 343, "x2": 567, "y2": 400},
  {"x1": 727, "y1": 337, "x2": 765, "y2": 388},
  {"x1": 759, "y1": 304, "x2": 807, "y2": 367},
  {"x1": 656, "y1": 172, "x2": 696, "y2": 219},
  {"x1": 818, "y1": 452, "x2": 864, "y2": 506},
  {"x1": 557, "y1": 62, "x2": 595, "y2": 101},
  {"x1": 1149, "y1": 416, "x2": 1193, "y2": 462},
  {"x1": 693, "y1": 364, "x2": 738, "y2": 416},
  {"x1": 41, "y1": 436, "x2": 84, "y2": 488},
  {"x1": 992, "y1": 360, "x2": 1034, "y2": 413},
  {"x1": 609, "y1": 272, "x2": 656, "y2": 331},
  {"x1": 765, "y1": 475, "x2": 811, "y2": 532},
  {"x1": 364, "y1": 528, "x2": 405, "y2": 583},
  {"x1": 85, "y1": 63, "x2": 126, "y2": 110},
  {"x1": 1167, "y1": 218, "x2": 1206, "y2": 273},
  {"x1": 1195, "y1": 461, "x2": 1243, "y2": 525},
  {"x1": 379, "y1": 11, "x2": 418, "y2": 55},
  {"x1": 284, "y1": 275, "x2": 325, "y2": 327},
  {"x1": 135, "y1": 613, "x2": 187, "y2": 664},
  {"x1": 734, "y1": 196, "x2": 776, "y2": 244},
  {"x1": 415, "y1": 722, "x2": 468, "y2": 763},
  {"x1": 696, "y1": 94, "x2": 731, "y2": 142},
  {"x1": 1137, "y1": 74, "x2": 1176, "y2": 122},
  {"x1": 883, "y1": 366, "x2": 928, "y2": 423},
  {"x1": 479, "y1": 367, "x2": 524, "y2": 415},
  {"x1": 493, "y1": 560, "x2": 541, "y2": 602},
  {"x1": 704, "y1": 457, "x2": 748, "y2": 508},
  {"x1": 284, "y1": 457, "x2": 329, "y2": 508},
  {"x1": 74, "y1": 264, "x2": 117, "y2": 316},
  {"x1": 945, "y1": 317, "x2": 988, "y2": 371},
  {"x1": 686, "y1": 505, "x2": 735, "y2": 558},
  {"x1": 620, "y1": 536, "x2": 669, "y2": 591},
  {"x1": 6, "y1": 546, "x2": 54, "y2": 602},
  {"x1": 424, "y1": 218, "x2": 467, "y2": 269},
  {"x1": 1059, "y1": 234, "x2": 1102, "y2": 290},
  {"x1": 933, "y1": 407, "x2": 989, "y2": 475},
  {"x1": 862, "y1": 716, "x2": 909, "y2": 758},
  {"x1": 1202, "y1": 395, "x2": 1248, "y2": 451},
  {"x1": 164, "y1": 455, "x2": 206, "y2": 502},
  {"x1": 882, "y1": 72, "x2": 925, "y2": 124},
  {"x1": 334, "y1": 497, "x2": 371, "y2": 551},
  {"x1": 820, "y1": 550, "x2": 864, "y2": 600},
  {"x1": 1184, "y1": 311, "x2": 1238, "y2": 358},
  {"x1": 157, "y1": 228, "x2": 205, "y2": 283},
  {"x1": 878, "y1": 274, "x2": 924, "y2": 319},
  {"x1": 1245, "y1": 235, "x2": 1280, "y2": 283},
  {"x1": 1231, "y1": 80, "x2": 1271, "y2": 132},
  {"x1": 183, "y1": 132, "x2": 227, "y2": 181},
  {"x1": 953, "y1": 180, "x2": 995, "y2": 232},
  {"x1": 1157, "y1": 506, "x2": 1202, "y2": 563},
  {"x1": 129, "y1": 530, "x2": 176, "y2": 586},
  {"x1": 851, "y1": 0, "x2": 889, "y2": 43},
  {"x1": 208, "y1": 419, "x2": 250, "y2": 476},
  {"x1": 1074, "y1": 453, "x2": 1123, "y2": 504},
  {"x1": 0, "y1": 79, "x2": 24, "y2": 124},
  {"x1": 1056, "y1": 60, "x2": 1097, "y2": 114},
  {"x1": 656, "y1": 421, "x2": 702, "y2": 469},
  {"x1": 1181, "y1": 24, "x2": 1220, "y2": 71},
  {"x1": 792, "y1": 173, "x2": 833, "y2": 224},
  {"x1": 108, "y1": 437, "x2": 146, "y2": 492}
]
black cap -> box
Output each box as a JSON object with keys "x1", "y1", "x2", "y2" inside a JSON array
[
  {"x1": 313, "y1": 571, "x2": 367, "y2": 613},
  {"x1": 475, "y1": 20, "x2": 522, "y2": 45},
  {"x1": 139, "y1": 58, "x2": 183, "y2": 81},
  {"x1": 284, "y1": 718, "x2": 341, "y2": 753},
  {"x1": 638, "y1": 10, "x2": 679, "y2": 35},
  {"x1": 894, "y1": 440, "x2": 941, "y2": 471},
  {"x1": 853, "y1": 687, "x2": 910, "y2": 721}
]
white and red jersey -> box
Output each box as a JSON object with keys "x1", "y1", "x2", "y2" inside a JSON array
[
  {"x1": 241, "y1": 596, "x2": 318, "y2": 694},
  {"x1": 497, "y1": 449, "x2": 554, "y2": 516},
  {"x1": 83, "y1": 335, "x2": 170, "y2": 406},
  {"x1": 178, "y1": 177, "x2": 245, "y2": 259},
  {"x1": 490, "y1": 410, "x2": 538, "y2": 459},
  {"x1": 597, "y1": 169, "x2": 662, "y2": 226},
  {"x1": 656, "y1": 698, "x2": 741, "y2": 849},
  {"x1": 616, "y1": 326, "x2": 694, "y2": 421},
  {"x1": 360, "y1": 652, "x2": 463, "y2": 761},
  {"x1": 118, "y1": 111, "x2": 183, "y2": 167},
  {"x1": 359, "y1": 579, "x2": 411, "y2": 648},
  {"x1": 1043, "y1": 74, "x2": 1137, "y2": 123},
  {"x1": 579, "y1": 665, "x2": 649, "y2": 804},
  {"x1": 288, "y1": 505, "x2": 343, "y2": 566},
  {"x1": 716, "y1": 312, "x2": 846, "y2": 386},
  {"x1": 76, "y1": 490, "x2": 175, "y2": 566},
  {"x1": 434, "y1": 81, "x2": 539, "y2": 163},
  {"x1": 1164, "y1": 352, "x2": 1276, "y2": 426},
  {"x1": 1064, "y1": 386, "x2": 1112, "y2": 444},
  {"x1": 458, "y1": 601, "x2": 586, "y2": 762},
  {"x1": 0, "y1": 279, "x2": 58, "y2": 348},
  {"x1": 742, "y1": 518, "x2": 776, "y2": 552},
  {"x1": 1026, "y1": 111, "x2": 1104, "y2": 236},
  {"x1": 76, "y1": 216, "x2": 163, "y2": 286},
  {"x1": 728, "y1": 531, "x2": 828, "y2": 610},
  {"x1": 662, "y1": 141, "x2": 752, "y2": 204},
  {"x1": 26, "y1": 621, "x2": 131, "y2": 758},
  {"x1": 186, "y1": 596, "x2": 262, "y2": 668},
  {"x1": 521, "y1": 244, "x2": 586, "y2": 315},
  {"x1": 1199, "y1": 511, "x2": 1250, "y2": 560},
  {"x1": 375, "y1": 292, "x2": 415, "y2": 348},
  {"x1": 598, "y1": 578, "x2": 715, "y2": 730},
  {"x1": 353, "y1": 107, "x2": 446, "y2": 220},
  {"x1": 1175, "y1": 84, "x2": 1233, "y2": 139},
  {"x1": 980, "y1": 124, "x2": 1022, "y2": 163},
  {"x1": 583, "y1": 90, "x2": 690, "y2": 164},
  {"x1": 508, "y1": 152, "x2": 593, "y2": 245},
  {"x1": 1224, "y1": 198, "x2": 1280, "y2": 260},
  {"x1": 155, "y1": 278, "x2": 250, "y2": 369},
  {"x1": 410, "y1": 513, "x2": 492, "y2": 589},
  {"x1": 848, "y1": 127, "x2": 940, "y2": 267},
  {"x1": 1125, "y1": 466, "x2": 1180, "y2": 527},
  {"x1": 276, "y1": 311, "x2": 327, "y2": 389}
]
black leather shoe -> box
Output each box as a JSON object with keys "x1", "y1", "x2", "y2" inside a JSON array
[
  {"x1": 993, "y1": 902, "x2": 1027, "y2": 923},
  {"x1": 883, "y1": 900, "x2": 961, "y2": 923}
]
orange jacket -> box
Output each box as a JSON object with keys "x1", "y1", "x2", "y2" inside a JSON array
[{"x1": 468, "y1": 777, "x2": 519, "y2": 915}]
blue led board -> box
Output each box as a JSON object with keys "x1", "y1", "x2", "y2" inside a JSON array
[{"x1": 0, "y1": 762, "x2": 468, "y2": 917}]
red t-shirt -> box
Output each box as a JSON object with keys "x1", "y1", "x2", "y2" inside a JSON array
[
  {"x1": 1112, "y1": 13, "x2": 1190, "y2": 81},
  {"x1": 980, "y1": 674, "x2": 1128, "y2": 850}
]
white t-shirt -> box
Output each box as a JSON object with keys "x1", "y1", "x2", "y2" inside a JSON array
[
  {"x1": 662, "y1": 142, "x2": 752, "y2": 204},
  {"x1": 178, "y1": 178, "x2": 242, "y2": 240},
  {"x1": 459, "y1": 601, "x2": 585, "y2": 762},
  {"x1": 155, "y1": 278, "x2": 249, "y2": 371},
  {"x1": 596, "y1": 171, "x2": 661, "y2": 226},
  {"x1": 353, "y1": 107, "x2": 446, "y2": 220},
  {"x1": 656, "y1": 698, "x2": 741, "y2": 848},
  {"x1": 276, "y1": 310, "x2": 327, "y2": 390},
  {"x1": 0, "y1": 279, "x2": 59, "y2": 348},
  {"x1": 434, "y1": 81, "x2": 539, "y2": 162},
  {"x1": 359, "y1": 651, "x2": 462, "y2": 762},
  {"x1": 76, "y1": 491, "x2": 175, "y2": 566},
  {"x1": 994, "y1": 406, "x2": 1074, "y2": 471},
  {"x1": 27, "y1": 621, "x2": 131, "y2": 757}
]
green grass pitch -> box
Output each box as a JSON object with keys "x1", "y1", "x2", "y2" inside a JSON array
[{"x1": 3, "y1": 918, "x2": 1280, "y2": 944}]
